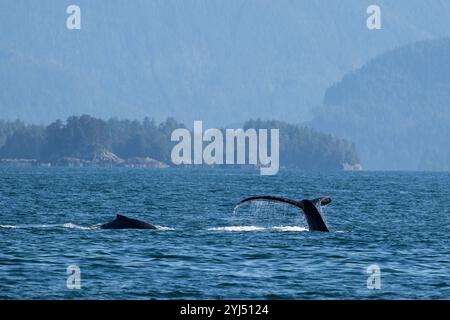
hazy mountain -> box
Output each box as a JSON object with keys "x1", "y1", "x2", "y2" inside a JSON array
[
  {"x1": 1, "y1": 0, "x2": 450, "y2": 125},
  {"x1": 310, "y1": 38, "x2": 450, "y2": 171}
]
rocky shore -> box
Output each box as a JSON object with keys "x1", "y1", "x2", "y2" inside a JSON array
[{"x1": 0, "y1": 151, "x2": 169, "y2": 168}]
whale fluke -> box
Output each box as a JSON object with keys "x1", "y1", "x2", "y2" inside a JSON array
[
  {"x1": 100, "y1": 214, "x2": 157, "y2": 229},
  {"x1": 236, "y1": 195, "x2": 331, "y2": 232},
  {"x1": 310, "y1": 196, "x2": 332, "y2": 207}
]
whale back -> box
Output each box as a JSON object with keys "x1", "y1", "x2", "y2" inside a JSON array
[{"x1": 100, "y1": 214, "x2": 157, "y2": 229}]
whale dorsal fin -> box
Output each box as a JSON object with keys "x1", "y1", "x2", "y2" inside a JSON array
[{"x1": 116, "y1": 214, "x2": 129, "y2": 221}]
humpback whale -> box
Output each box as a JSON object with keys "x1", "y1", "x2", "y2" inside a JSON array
[
  {"x1": 236, "y1": 196, "x2": 331, "y2": 232},
  {"x1": 100, "y1": 214, "x2": 157, "y2": 229}
]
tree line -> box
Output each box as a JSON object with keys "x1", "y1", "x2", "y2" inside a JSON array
[{"x1": 0, "y1": 115, "x2": 360, "y2": 170}]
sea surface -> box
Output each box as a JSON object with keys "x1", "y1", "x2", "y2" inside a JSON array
[{"x1": 0, "y1": 167, "x2": 449, "y2": 299}]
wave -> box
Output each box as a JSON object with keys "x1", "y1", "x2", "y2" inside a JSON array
[
  {"x1": 0, "y1": 224, "x2": 17, "y2": 229},
  {"x1": 62, "y1": 223, "x2": 100, "y2": 230},
  {"x1": 1, "y1": 223, "x2": 174, "y2": 231},
  {"x1": 208, "y1": 226, "x2": 308, "y2": 232},
  {"x1": 209, "y1": 226, "x2": 265, "y2": 232},
  {"x1": 153, "y1": 225, "x2": 176, "y2": 231},
  {"x1": 1, "y1": 223, "x2": 91, "y2": 230},
  {"x1": 271, "y1": 226, "x2": 308, "y2": 232},
  {"x1": 0, "y1": 224, "x2": 59, "y2": 229},
  {"x1": 1, "y1": 223, "x2": 304, "y2": 232}
]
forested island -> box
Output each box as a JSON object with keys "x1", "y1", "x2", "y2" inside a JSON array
[{"x1": 0, "y1": 115, "x2": 361, "y2": 170}]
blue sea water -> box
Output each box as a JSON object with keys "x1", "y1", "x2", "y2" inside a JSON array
[{"x1": 0, "y1": 167, "x2": 449, "y2": 299}]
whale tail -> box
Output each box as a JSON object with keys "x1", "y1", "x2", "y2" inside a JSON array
[
  {"x1": 310, "y1": 196, "x2": 332, "y2": 207},
  {"x1": 298, "y1": 199, "x2": 329, "y2": 232},
  {"x1": 236, "y1": 195, "x2": 331, "y2": 232}
]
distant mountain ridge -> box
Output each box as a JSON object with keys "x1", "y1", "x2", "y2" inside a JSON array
[
  {"x1": 311, "y1": 37, "x2": 450, "y2": 170},
  {"x1": 2, "y1": 0, "x2": 450, "y2": 125}
]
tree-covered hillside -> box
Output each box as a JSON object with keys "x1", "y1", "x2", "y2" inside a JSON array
[
  {"x1": 244, "y1": 120, "x2": 360, "y2": 170},
  {"x1": 311, "y1": 38, "x2": 450, "y2": 170}
]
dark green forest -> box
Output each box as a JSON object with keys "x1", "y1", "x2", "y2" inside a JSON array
[
  {"x1": 243, "y1": 119, "x2": 360, "y2": 170},
  {"x1": 0, "y1": 115, "x2": 360, "y2": 170},
  {"x1": 0, "y1": 116, "x2": 181, "y2": 164}
]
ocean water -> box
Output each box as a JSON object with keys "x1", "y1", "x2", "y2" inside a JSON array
[{"x1": 0, "y1": 167, "x2": 449, "y2": 299}]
